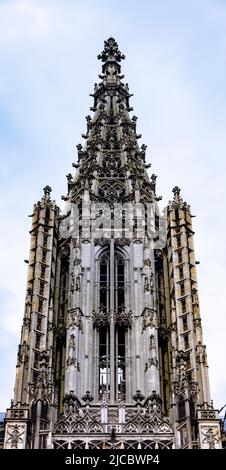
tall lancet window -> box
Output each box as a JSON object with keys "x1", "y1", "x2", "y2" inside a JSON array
[
  {"x1": 114, "y1": 253, "x2": 125, "y2": 311},
  {"x1": 98, "y1": 250, "x2": 110, "y2": 399},
  {"x1": 115, "y1": 253, "x2": 126, "y2": 400},
  {"x1": 97, "y1": 247, "x2": 127, "y2": 401},
  {"x1": 99, "y1": 251, "x2": 110, "y2": 312}
]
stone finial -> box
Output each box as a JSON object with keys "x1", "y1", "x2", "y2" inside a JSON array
[
  {"x1": 76, "y1": 143, "x2": 83, "y2": 152},
  {"x1": 141, "y1": 144, "x2": 147, "y2": 152},
  {"x1": 98, "y1": 37, "x2": 125, "y2": 62},
  {"x1": 82, "y1": 390, "x2": 94, "y2": 404},
  {"x1": 170, "y1": 186, "x2": 188, "y2": 210},
  {"x1": 144, "y1": 390, "x2": 163, "y2": 415},
  {"x1": 132, "y1": 389, "x2": 145, "y2": 405},
  {"x1": 172, "y1": 186, "x2": 181, "y2": 197},
  {"x1": 151, "y1": 174, "x2": 157, "y2": 182},
  {"x1": 66, "y1": 173, "x2": 73, "y2": 183},
  {"x1": 63, "y1": 391, "x2": 81, "y2": 414},
  {"x1": 43, "y1": 185, "x2": 52, "y2": 197}
]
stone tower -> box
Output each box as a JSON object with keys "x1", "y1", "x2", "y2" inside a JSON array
[{"x1": 4, "y1": 38, "x2": 222, "y2": 450}]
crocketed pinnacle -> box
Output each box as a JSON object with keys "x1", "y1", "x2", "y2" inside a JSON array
[{"x1": 62, "y1": 38, "x2": 157, "y2": 203}]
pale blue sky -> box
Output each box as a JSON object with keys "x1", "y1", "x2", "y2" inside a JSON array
[{"x1": 0, "y1": 0, "x2": 226, "y2": 411}]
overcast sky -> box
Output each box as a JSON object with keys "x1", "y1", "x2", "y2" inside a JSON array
[{"x1": 0, "y1": 0, "x2": 226, "y2": 412}]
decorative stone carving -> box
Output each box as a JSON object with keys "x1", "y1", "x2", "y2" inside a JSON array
[
  {"x1": 173, "y1": 379, "x2": 198, "y2": 401},
  {"x1": 82, "y1": 391, "x2": 94, "y2": 405},
  {"x1": 115, "y1": 308, "x2": 133, "y2": 327},
  {"x1": 114, "y1": 238, "x2": 131, "y2": 246},
  {"x1": 54, "y1": 408, "x2": 103, "y2": 434},
  {"x1": 5, "y1": 424, "x2": 26, "y2": 449},
  {"x1": 75, "y1": 276, "x2": 81, "y2": 291},
  {"x1": 123, "y1": 392, "x2": 173, "y2": 437},
  {"x1": 144, "y1": 273, "x2": 154, "y2": 292},
  {"x1": 43, "y1": 185, "x2": 52, "y2": 198},
  {"x1": 92, "y1": 308, "x2": 111, "y2": 327},
  {"x1": 198, "y1": 410, "x2": 218, "y2": 420},
  {"x1": 141, "y1": 308, "x2": 157, "y2": 331},
  {"x1": 143, "y1": 258, "x2": 152, "y2": 268},
  {"x1": 67, "y1": 308, "x2": 83, "y2": 330},
  {"x1": 94, "y1": 236, "x2": 111, "y2": 246},
  {"x1": 192, "y1": 288, "x2": 199, "y2": 306},
  {"x1": 28, "y1": 349, "x2": 53, "y2": 402},
  {"x1": 145, "y1": 357, "x2": 158, "y2": 371},
  {"x1": 66, "y1": 357, "x2": 80, "y2": 370},
  {"x1": 63, "y1": 391, "x2": 82, "y2": 415},
  {"x1": 56, "y1": 321, "x2": 66, "y2": 344},
  {"x1": 196, "y1": 342, "x2": 208, "y2": 365},
  {"x1": 132, "y1": 390, "x2": 145, "y2": 406},
  {"x1": 194, "y1": 317, "x2": 202, "y2": 328},
  {"x1": 149, "y1": 334, "x2": 156, "y2": 350},
  {"x1": 7, "y1": 408, "x2": 29, "y2": 419},
  {"x1": 200, "y1": 426, "x2": 221, "y2": 449},
  {"x1": 108, "y1": 409, "x2": 118, "y2": 425},
  {"x1": 98, "y1": 37, "x2": 125, "y2": 63}
]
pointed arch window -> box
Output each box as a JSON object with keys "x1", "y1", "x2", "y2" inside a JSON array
[
  {"x1": 97, "y1": 247, "x2": 127, "y2": 401},
  {"x1": 99, "y1": 251, "x2": 110, "y2": 312},
  {"x1": 114, "y1": 253, "x2": 125, "y2": 311}
]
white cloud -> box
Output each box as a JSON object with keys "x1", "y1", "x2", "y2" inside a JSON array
[{"x1": 0, "y1": 0, "x2": 53, "y2": 42}]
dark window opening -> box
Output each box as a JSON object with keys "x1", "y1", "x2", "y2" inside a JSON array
[
  {"x1": 189, "y1": 400, "x2": 195, "y2": 418},
  {"x1": 31, "y1": 403, "x2": 37, "y2": 420},
  {"x1": 175, "y1": 208, "x2": 179, "y2": 221},
  {"x1": 179, "y1": 266, "x2": 183, "y2": 279},
  {"x1": 187, "y1": 371, "x2": 192, "y2": 381},
  {"x1": 100, "y1": 256, "x2": 109, "y2": 312},
  {"x1": 180, "y1": 283, "x2": 185, "y2": 296},
  {"x1": 178, "y1": 251, "x2": 182, "y2": 264},
  {"x1": 43, "y1": 234, "x2": 48, "y2": 247},
  {"x1": 182, "y1": 316, "x2": 188, "y2": 331},
  {"x1": 39, "y1": 281, "x2": 45, "y2": 297},
  {"x1": 184, "y1": 333, "x2": 189, "y2": 350},
  {"x1": 35, "y1": 334, "x2": 41, "y2": 350},
  {"x1": 33, "y1": 371, "x2": 39, "y2": 384},
  {"x1": 45, "y1": 207, "x2": 50, "y2": 221},
  {"x1": 115, "y1": 256, "x2": 125, "y2": 310},
  {"x1": 99, "y1": 326, "x2": 110, "y2": 399},
  {"x1": 41, "y1": 402, "x2": 48, "y2": 420},
  {"x1": 37, "y1": 315, "x2": 42, "y2": 331},
  {"x1": 117, "y1": 327, "x2": 126, "y2": 399},
  {"x1": 98, "y1": 249, "x2": 126, "y2": 402},
  {"x1": 176, "y1": 236, "x2": 181, "y2": 248},
  {"x1": 40, "y1": 265, "x2": 46, "y2": 279},
  {"x1": 42, "y1": 250, "x2": 47, "y2": 263},
  {"x1": 178, "y1": 400, "x2": 186, "y2": 419},
  {"x1": 38, "y1": 299, "x2": 43, "y2": 313},
  {"x1": 33, "y1": 352, "x2": 39, "y2": 369}
]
